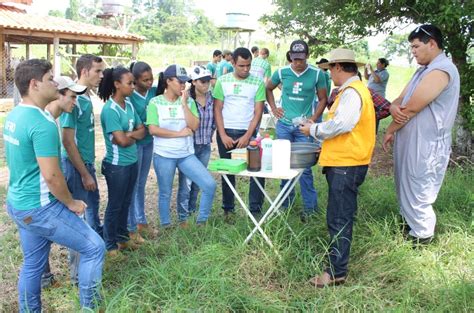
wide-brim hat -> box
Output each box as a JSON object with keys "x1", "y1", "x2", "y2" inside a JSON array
[{"x1": 318, "y1": 48, "x2": 365, "y2": 69}]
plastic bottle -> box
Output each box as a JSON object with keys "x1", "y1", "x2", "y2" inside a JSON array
[
  {"x1": 261, "y1": 134, "x2": 273, "y2": 172},
  {"x1": 247, "y1": 140, "x2": 261, "y2": 172}
]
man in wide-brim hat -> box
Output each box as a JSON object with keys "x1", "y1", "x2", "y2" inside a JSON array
[{"x1": 300, "y1": 48, "x2": 376, "y2": 288}]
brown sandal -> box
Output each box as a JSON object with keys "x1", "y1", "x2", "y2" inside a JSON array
[{"x1": 309, "y1": 272, "x2": 346, "y2": 288}]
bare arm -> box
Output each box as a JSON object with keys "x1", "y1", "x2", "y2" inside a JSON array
[
  {"x1": 37, "y1": 157, "x2": 86, "y2": 214},
  {"x1": 311, "y1": 88, "x2": 328, "y2": 122},
  {"x1": 213, "y1": 98, "x2": 233, "y2": 149},
  {"x1": 62, "y1": 128, "x2": 96, "y2": 191},
  {"x1": 148, "y1": 125, "x2": 192, "y2": 138},
  {"x1": 126, "y1": 124, "x2": 146, "y2": 140},
  {"x1": 363, "y1": 66, "x2": 370, "y2": 80},
  {"x1": 235, "y1": 101, "x2": 264, "y2": 149},
  {"x1": 182, "y1": 92, "x2": 199, "y2": 131},
  {"x1": 383, "y1": 70, "x2": 449, "y2": 151},
  {"x1": 111, "y1": 130, "x2": 136, "y2": 147},
  {"x1": 265, "y1": 80, "x2": 284, "y2": 119}
]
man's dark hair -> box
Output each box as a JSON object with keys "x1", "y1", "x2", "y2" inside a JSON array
[
  {"x1": 408, "y1": 24, "x2": 443, "y2": 49},
  {"x1": 260, "y1": 48, "x2": 270, "y2": 56},
  {"x1": 233, "y1": 47, "x2": 252, "y2": 62},
  {"x1": 378, "y1": 58, "x2": 389, "y2": 67},
  {"x1": 330, "y1": 62, "x2": 358, "y2": 74},
  {"x1": 76, "y1": 54, "x2": 103, "y2": 79},
  {"x1": 251, "y1": 46, "x2": 259, "y2": 54},
  {"x1": 14, "y1": 59, "x2": 52, "y2": 97},
  {"x1": 213, "y1": 49, "x2": 222, "y2": 57}
]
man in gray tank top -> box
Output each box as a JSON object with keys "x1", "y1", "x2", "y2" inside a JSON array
[{"x1": 382, "y1": 24, "x2": 460, "y2": 245}]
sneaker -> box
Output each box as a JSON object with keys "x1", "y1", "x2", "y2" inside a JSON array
[
  {"x1": 179, "y1": 221, "x2": 189, "y2": 229},
  {"x1": 137, "y1": 223, "x2": 151, "y2": 237},
  {"x1": 129, "y1": 231, "x2": 145, "y2": 244},
  {"x1": 300, "y1": 211, "x2": 317, "y2": 223},
  {"x1": 106, "y1": 249, "x2": 127, "y2": 262},
  {"x1": 410, "y1": 235, "x2": 434, "y2": 248}
]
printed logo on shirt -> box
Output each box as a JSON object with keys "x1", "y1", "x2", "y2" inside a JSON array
[
  {"x1": 233, "y1": 83, "x2": 242, "y2": 95},
  {"x1": 292, "y1": 82, "x2": 303, "y2": 94},
  {"x1": 168, "y1": 106, "x2": 178, "y2": 118}
]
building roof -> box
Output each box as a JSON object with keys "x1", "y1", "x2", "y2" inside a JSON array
[{"x1": 0, "y1": 4, "x2": 145, "y2": 45}]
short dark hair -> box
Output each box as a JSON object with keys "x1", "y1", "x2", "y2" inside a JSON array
[
  {"x1": 76, "y1": 54, "x2": 103, "y2": 79},
  {"x1": 213, "y1": 50, "x2": 222, "y2": 57},
  {"x1": 233, "y1": 47, "x2": 252, "y2": 62},
  {"x1": 408, "y1": 24, "x2": 443, "y2": 49},
  {"x1": 260, "y1": 48, "x2": 269, "y2": 56},
  {"x1": 378, "y1": 58, "x2": 389, "y2": 67},
  {"x1": 14, "y1": 59, "x2": 52, "y2": 97},
  {"x1": 286, "y1": 51, "x2": 292, "y2": 63},
  {"x1": 251, "y1": 46, "x2": 259, "y2": 54},
  {"x1": 130, "y1": 61, "x2": 152, "y2": 80},
  {"x1": 330, "y1": 62, "x2": 358, "y2": 74}
]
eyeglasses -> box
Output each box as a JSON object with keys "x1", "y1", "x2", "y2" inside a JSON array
[{"x1": 415, "y1": 26, "x2": 433, "y2": 38}]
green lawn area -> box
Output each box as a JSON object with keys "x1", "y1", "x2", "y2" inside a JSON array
[{"x1": 0, "y1": 162, "x2": 472, "y2": 311}]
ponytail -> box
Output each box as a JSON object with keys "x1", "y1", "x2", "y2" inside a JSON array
[
  {"x1": 98, "y1": 66, "x2": 131, "y2": 101},
  {"x1": 156, "y1": 72, "x2": 167, "y2": 96}
]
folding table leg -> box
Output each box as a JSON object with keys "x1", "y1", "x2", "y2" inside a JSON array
[
  {"x1": 245, "y1": 172, "x2": 303, "y2": 243},
  {"x1": 221, "y1": 174, "x2": 280, "y2": 258}
]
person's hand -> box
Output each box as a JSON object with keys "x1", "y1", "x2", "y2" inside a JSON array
[
  {"x1": 178, "y1": 127, "x2": 193, "y2": 137},
  {"x1": 299, "y1": 122, "x2": 312, "y2": 137},
  {"x1": 389, "y1": 104, "x2": 409, "y2": 124},
  {"x1": 382, "y1": 132, "x2": 395, "y2": 152},
  {"x1": 271, "y1": 107, "x2": 284, "y2": 119},
  {"x1": 220, "y1": 134, "x2": 235, "y2": 149},
  {"x1": 235, "y1": 134, "x2": 251, "y2": 149},
  {"x1": 181, "y1": 89, "x2": 190, "y2": 104},
  {"x1": 81, "y1": 172, "x2": 97, "y2": 191},
  {"x1": 67, "y1": 199, "x2": 87, "y2": 215}
]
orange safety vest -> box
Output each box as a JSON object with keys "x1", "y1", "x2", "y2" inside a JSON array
[{"x1": 319, "y1": 80, "x2": 376, "y2": 166}]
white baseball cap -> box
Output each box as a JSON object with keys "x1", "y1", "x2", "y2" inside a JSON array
[
  {"x1": 55, "y1": 76, "x2": 87, "y2": 94},
  {"x1": 189, "y1": 66, "x2": 212, "y2": 81}
]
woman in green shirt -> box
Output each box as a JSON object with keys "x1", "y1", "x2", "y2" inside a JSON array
[{"x1": 98, "y1": 66, "x2": 145, "y2": 256}]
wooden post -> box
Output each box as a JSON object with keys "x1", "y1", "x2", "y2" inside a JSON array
[
  {"x1": 131, "y1": 43, "x2": 138, "y2": 61},
  {"x1": 46, "y1": 44, "x2": 51, "y2": 61},
  {"x1": 53, "y1": 37, "x2": 60, "y2": 77},
  {"x1": 72, "y1": 44, "x2": 77, "y2": 78},
  {"x1": 25, "y1": 43, "x2": 30, "y2": 60},
  {"x1": 0, "y1": 32, "x2": 6, "y2": 97}
]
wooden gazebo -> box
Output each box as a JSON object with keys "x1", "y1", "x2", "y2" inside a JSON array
[{"x1": 0, "y1": 1, "x2": 145, "y2": 97}]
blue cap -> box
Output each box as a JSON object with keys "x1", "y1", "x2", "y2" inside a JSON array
[{"x1": 163, "y1": 64, "x2": 191, "y2": 83}]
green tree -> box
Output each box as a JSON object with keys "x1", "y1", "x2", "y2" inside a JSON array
[
  {"x1": 65, "y1": 0, "x2": 80, "y2": 21},
  {"x1": 48, "y1": 10, "x2": 64, "y2": 18},
  {"x1": 382, "y1": 33, "x2": 414, "y2": 66},
  {"x1": 262, "y1": 0, "x2": 474, "y2": 157}
]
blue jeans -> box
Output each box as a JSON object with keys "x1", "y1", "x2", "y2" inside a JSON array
[
  {"x1": 128, "y1": 142, "x2": 153, "y2": 232},
  {"x1": 101, "y1": 161, "x2": 138, "y2": 251},
  {"x1": 177, "y1": 144, "x2": 212, "y2": 216},
  {"x1": 7, "y1": 200, "x2": 105, "y2": 311},
  {"x1": 276, "y1": 121, "x2": 318, "y2": 213},
  {"x1": 62, "y1": 158, "x2": 101, "y2": 235},
  {"x1": 324, "y1": 165, "x2": 368, "y2": 278},
  {"x1": 153, "y1": 153, "x2": 216, "y2": 226},
  {"x1": 216, "y1": 129, "x2": 265, "y2": 213}
]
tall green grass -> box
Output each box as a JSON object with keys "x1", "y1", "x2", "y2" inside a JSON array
[{"x1": 1, "y1": 168, "x2": 471, "y2": 311}]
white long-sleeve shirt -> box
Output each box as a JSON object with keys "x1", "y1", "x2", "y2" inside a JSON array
[{"x1": 310, "y1": 76, "x2": 362, "y2": 140}]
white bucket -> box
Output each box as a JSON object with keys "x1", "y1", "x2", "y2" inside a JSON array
[{"x1": 271, "y1": 139, "x2": 291, "y2": 174}]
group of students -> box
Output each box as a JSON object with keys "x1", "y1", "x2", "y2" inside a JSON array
[{"x1": 4, "y1": 23, "x2": 460, "y2": 311}]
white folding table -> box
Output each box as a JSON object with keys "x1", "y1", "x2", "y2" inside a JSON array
[{"x1": 217, "y1": 168, "x2": 304, "y2": 258}]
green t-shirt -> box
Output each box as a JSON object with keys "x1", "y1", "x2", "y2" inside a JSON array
[
  {"x1": 4, "y1": 104, "x2": 59, "y2": 210},
  {"x1": 59, "y1": 94, "x2": 95, "y2": 164},
  {"x1": 250, "y1": 57, "x2": 272, "y2": 80},
  {"x1": 206, "y1": 62, "x2": 217, "y2": 77},
  {"x1": 212, "y1": 73, "x2": 266, "y2": 130},
  {"x1": 100, "y1": 98, "x2": 142, "y2": 166},
  {"x1": 216, "y1": 60, "x2": 234, "y2": 77},
  {"x1": 146, "y1": 95, "x2": 198, "y2": 158},
  {"x1": 129, "y1": 86, "x2": 156, "y2": 145},
  {"x1": 271, "y1": 64, "x2": 326, "y2": 124}
]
